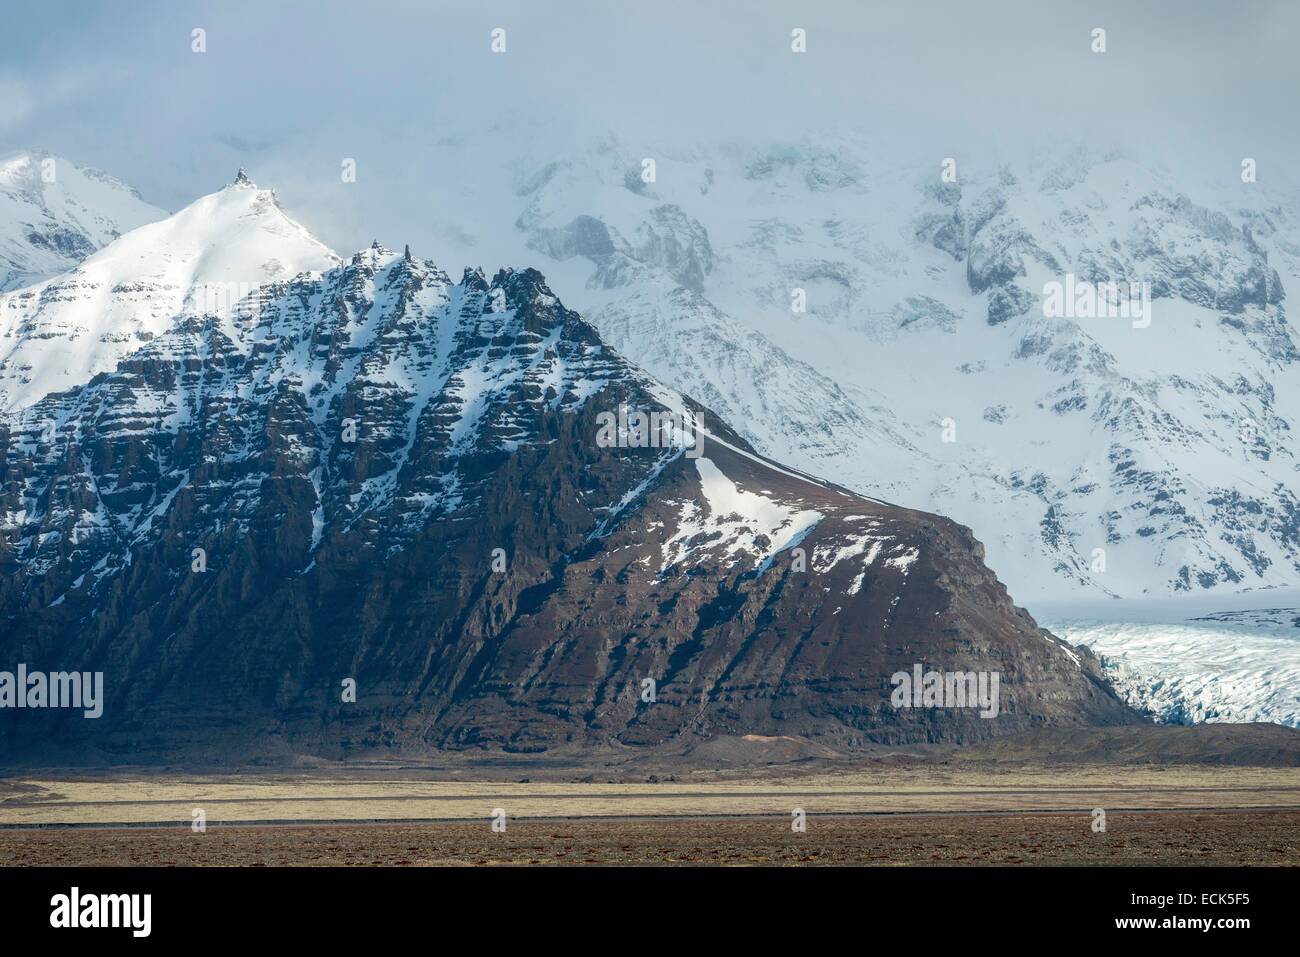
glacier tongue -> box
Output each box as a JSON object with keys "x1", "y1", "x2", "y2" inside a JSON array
[{"x1": 1043, "y1": 607, "x2": 1300, "y2": 727}]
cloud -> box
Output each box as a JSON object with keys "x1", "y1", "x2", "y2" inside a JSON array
[
  {"x1": 0, "y1": 79, "x2": 33, "y2": 130},
  {"x1": 0, "y1": 0, "x2": 1296, "y2": 258}
]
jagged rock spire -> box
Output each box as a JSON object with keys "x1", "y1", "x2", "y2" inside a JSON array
[{"x1": 232, "y1": 168, "x2": 254, "y2": 188}]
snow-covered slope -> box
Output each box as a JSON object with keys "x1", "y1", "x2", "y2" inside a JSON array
[
  {"x1": 412, "y1": 128, "x2": 1300, "y2": 603},
  {"x1": 0, "y1": 151, "x2": 166, "y2": 292},
  {"x1": 0, "y1": 169, "x2": 339, "y2": 412}
]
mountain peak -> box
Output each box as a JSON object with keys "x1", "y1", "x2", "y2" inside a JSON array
[
  {"x1": 349, "y1": 241, "x2": 398, "y2": 269},
  {"x1": 0, "y1": 171, "x2": 340, "y2": 411},
  {"x1": 232, "y1": 167, "x2": 255, "y2": 188}
]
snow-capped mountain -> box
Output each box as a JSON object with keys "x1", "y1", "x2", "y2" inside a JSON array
[
  {"x1": 0, "y1": 151, "x2": 165, "y2": 293},
  {"x1": 0, "y1": 169, "x2": 339, "y2": 412},
  {"x1": 409, "y1": 131, "x2": 1300, "y2": 604},
  {"x1": 3, "y1": 149, "x2": 1297, "y2": 741},
  {"x1": 0, "y1": 199, "x2": 1137, "y2": 759},
  {"x1": 11, "y1": 141, "x2": 1300, "y2": 604}
]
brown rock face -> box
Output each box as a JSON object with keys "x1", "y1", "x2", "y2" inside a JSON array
[{"x1": 0, "y1": 251, "x2": 1141, "y2": 763}]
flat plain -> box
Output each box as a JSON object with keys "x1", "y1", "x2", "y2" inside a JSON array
[
  {"x1": 5, "y1": 811, "x2": 1297, "y2": 866},
  {"x1": 3, "y1": 762, "x2": 1298, "y2": 865}
]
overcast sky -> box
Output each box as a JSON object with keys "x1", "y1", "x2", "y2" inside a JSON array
[{"x1": 3, "y1": 0, "x2": 1296, "y2": 260}]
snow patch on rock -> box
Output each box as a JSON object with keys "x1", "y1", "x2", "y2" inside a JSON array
[{"x1": 661, "y1": 456, "x2": 822, "y2": 572}]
